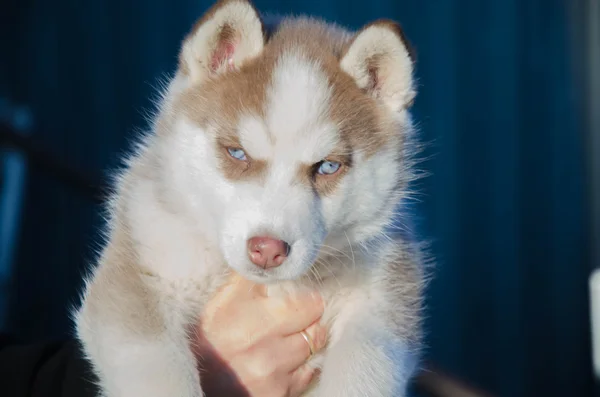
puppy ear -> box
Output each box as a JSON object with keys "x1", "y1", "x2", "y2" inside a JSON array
[
  {"x1": 179, "y1": 0, "x2": 265, "y2": 83},
  {"x1": 341, "y1": 20, "x2": 416, "y2": 111}
]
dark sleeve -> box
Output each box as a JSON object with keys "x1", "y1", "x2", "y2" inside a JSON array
[{"x1": 0, "y1": 334, "x2": 99, "y2": 397}]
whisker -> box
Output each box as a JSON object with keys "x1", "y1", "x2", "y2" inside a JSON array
[
  {"x1": 315, "y1": 258, "x2": 342, "y2": 289},
  {"x1": 344, "y1": 231, "x2": 357, "y2": 273},
  {"x1": 309, "y1": 266, "x2": 325, "y2": 289},
  {"x1": 314, "y1": 248, "x2": 351, "y2": 272},
  {"x1": 320, "y1": 244, "x2": 354, "y2": 261}
]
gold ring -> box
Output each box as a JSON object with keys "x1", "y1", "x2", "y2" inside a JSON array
[{"x1": 300, "y1": 330, "x2": 315, "y2": 358}]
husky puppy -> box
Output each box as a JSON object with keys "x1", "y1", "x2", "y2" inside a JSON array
[{"x1": 74, "y1": 0, "x2": 427, "y2": 396}]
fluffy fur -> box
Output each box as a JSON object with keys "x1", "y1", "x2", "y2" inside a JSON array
[{"x1": 74, "y1": 1, "x2": 428, "y2": 396}]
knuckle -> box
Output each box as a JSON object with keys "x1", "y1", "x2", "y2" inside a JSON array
[
  {"x1": 274, "y1": 294, "x2": 293, "y2": 308},
  {"x1": 249, "y1": 354, "x2": 278, "y2": 379},
  {"x1": 269, "y1": 383, "x2": 290, "y2": 397},
  {"x1": 265, "y1": 300, "x2": 291, "y2": 323},
  {"x1": 296, "y1": 365, "x2": 315, "y2": 384},
  {"x1": 279, "y1": 295, "x2": 300, "y2": 312}
]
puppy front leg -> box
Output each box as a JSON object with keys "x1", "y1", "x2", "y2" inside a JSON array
[
  {"x1": 76, "y1": 284, "x2": 204, "y2": 397},
  {"x1": 80, "y1": 326, "x2": 203, "y2": 397},
  {"x1": 313, "y1": 320, "x2": 418, "y2": 397}
]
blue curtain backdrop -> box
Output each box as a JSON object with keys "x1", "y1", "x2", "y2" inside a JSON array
[{"x1": 0, "y1": 1, "x2": 592, "y2": 396}]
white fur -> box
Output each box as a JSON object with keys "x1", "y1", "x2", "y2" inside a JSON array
[
  {"x1": 181, "y1": 0, "x2": 264, "y2": 83},
  {"x1": 341, "y1": 25, "x2": 415, "y2": 111},
  {"x1": 75, "y1": 4, "x2": 425, "y2": 397},
  {"x1": 266, "y1": 52, "x2": 340, "y2": 164},
  {"x1": 208, "y1": 53, "x2": 346, "y2": 283},
  {"x1": 238, "y1": 115, "x2": 272, "y2": 159}
]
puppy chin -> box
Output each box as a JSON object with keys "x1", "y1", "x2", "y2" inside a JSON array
[
  {"x1": 228, "y1": 264, "x2": 304, "y2": 284},
  {"x1": 232, "y1": 265, "x2": 273, "y2": 284}
]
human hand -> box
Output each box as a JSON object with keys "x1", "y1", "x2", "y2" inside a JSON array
[{"x1": 192, "y1": 273, "x2": 327, "y2": 397}]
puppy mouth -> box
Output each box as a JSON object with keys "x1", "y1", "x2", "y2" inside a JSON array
[
  {"x1": 236, "y1": 263, "x2": 309, "y2": 284},
  {"x1": 246, "y1": 268, "x2": 269, "y2": 278},
  {"x1": 234, "y1": 266, "x2": 273, "y2": 282}
]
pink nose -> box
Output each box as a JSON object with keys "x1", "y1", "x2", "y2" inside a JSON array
[{"x1": 247, "y1": 236, "x2": 290, "y2": 269}]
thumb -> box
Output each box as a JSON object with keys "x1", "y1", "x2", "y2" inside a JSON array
[{"x1": 223, "y1": 271, "x2": 267, "y2": 297}]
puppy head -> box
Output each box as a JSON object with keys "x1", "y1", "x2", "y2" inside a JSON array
[{"x1": 158, "y1": 0, "x2": 417, "y2": 283}]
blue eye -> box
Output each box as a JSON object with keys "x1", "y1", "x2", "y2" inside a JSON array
[
  {"x1": 227, "y1": 147, "x2": 247, "y2": 161},
  {"x1": 317, "y1": 161, "x2": 341, "y2": 175}
]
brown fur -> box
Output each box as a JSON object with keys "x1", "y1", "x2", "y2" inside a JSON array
[
  {"x1": 83, "y1": 219, "x2": 166, "y2": 337},
  {"x1": 381, "y1": 244, "x2": 426, "y2": 344},
  {"x1": 174, "y1": 16, "x2": 408, "y2": 196},
  {"x1": 341, "y1": 19, "x2": 416, "y2": 64},
  {"x1": 295, "y1": 153, "x2": 351, "y2": 196},
  {"x1": 215, "y1": 136, "x2": 269, "y2": 181},
  {"x1": 179, "y1": 0, "x2": 266, "y2": 76},
  {"x1": 268, "y1": 18, "x2": 395, "y2": 158},
  {"x1": 76, "y1": 3, "x2": 423, "y2": 396}
]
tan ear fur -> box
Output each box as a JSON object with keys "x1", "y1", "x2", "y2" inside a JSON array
[
  {"x1": 179, "y1": 0, "x2": 265, "y2": 84},
  {"x1": 341, "y1": 20, "x2": 416, "y2": 111}
]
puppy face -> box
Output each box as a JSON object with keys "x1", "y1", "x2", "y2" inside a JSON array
[{"x1": 158, "y1": 0, "x2": 416, "y2": 283}]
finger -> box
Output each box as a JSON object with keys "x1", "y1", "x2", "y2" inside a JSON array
[
  {"x1": 204, "y1": 276, "x2": 266, "y2": 320},
  {"x1": 289, "y1": 365, "x2": 318, "y2": 397},
  {"x1": 279, "y1": 322, "x2": 327, "y2": 372},
  {"x1": 201, "y1": 274, "x2": 266, "y2": 334},
  {"x1": 265, "y1": 292, "x2": 324, "y2": 335}
]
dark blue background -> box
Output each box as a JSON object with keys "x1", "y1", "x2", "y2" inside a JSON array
[{"x1": 0, "y1": 1, "x2": 593, "y2": 396}]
